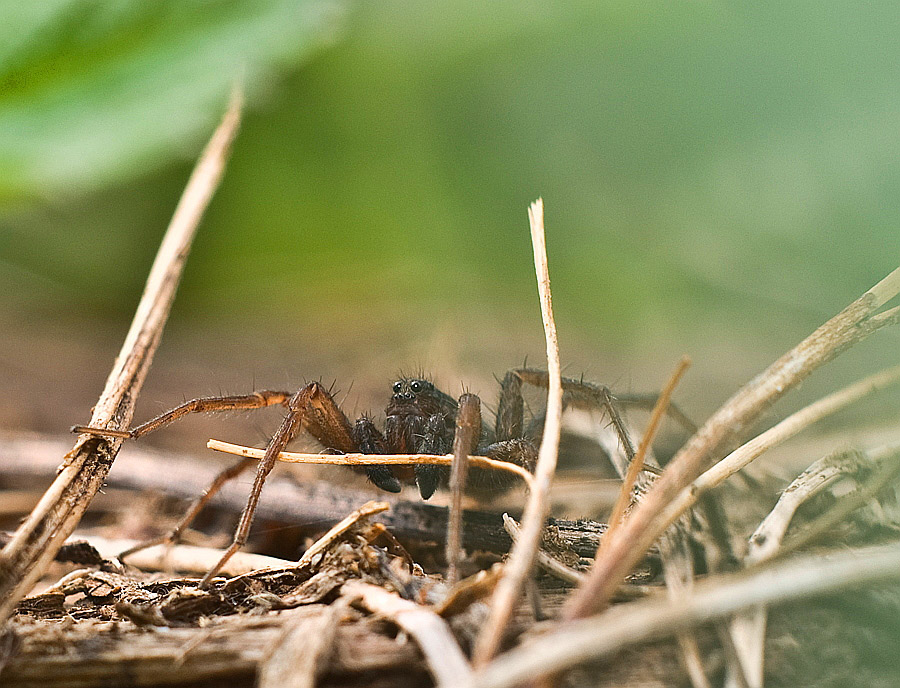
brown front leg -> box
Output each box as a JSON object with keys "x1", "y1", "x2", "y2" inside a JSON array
[
  {"x1": 72, "y1": 390, "x2": 293, "y2": 439},
  {"x1": 200, "y1": 381, "x2": 358, "y2": 586}
]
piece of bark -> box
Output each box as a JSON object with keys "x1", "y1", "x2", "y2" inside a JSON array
[{"x1": 1, "y1": 610, "x2": 427, "y2": 688}]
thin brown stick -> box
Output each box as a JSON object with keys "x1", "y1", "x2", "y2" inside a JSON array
[
  {"x1": 604, "y1": 356, "x2": 691, "y2": 541},
  {"x1": 466, "y1": 541, "x2": 900, "y2": 688},
  {"x1": 206, "y1": 440, "x2": 537, "y2": 490},
  {"x1": 0, "y1": 90, "x2": 242, "y2": 623},
  {"x1": 473, "y1": 198, "x2": 563, "y2": 665},
  {"x1": 447, "y1": 394, "x2": 481, "y2": 584},
  {"x1": 564, "y1": 270, "x2": 900, "y2": 620},
  {"x1": 343, "y1": 581, "x2": 473, "y2": 688}
]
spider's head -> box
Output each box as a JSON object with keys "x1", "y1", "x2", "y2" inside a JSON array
[
  {"x1": 387, "y1": 377, "x2": 456, "y2": 418},
  {"x1": 390, "y1": 378, "x2": 434, "y2": 405}
]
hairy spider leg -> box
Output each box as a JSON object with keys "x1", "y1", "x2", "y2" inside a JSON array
[
  {"x1": 72, "y1": 382, "x2": 362, "y2": 586},
  {"x1": 72, "y1": 390, "x2": 293, "y2": 440},
  {"x1": 200, "y1": 381, "x2": 359, "y2": 586},
  {"x1": 352, "y1": 416, "x2": 402, "y2": 493},
  {"x1": 513, "y1": 368, "x2": 638, "y2": 464},
  {"x1": 461, "y1": 371, "x2": 539, "y2": 498},
  {"x1": 72, "y1": 390, "x2": 295, "y2": 561},
  {"x1": 117, "y1": 457, "x2": 257, "y2": 560}
]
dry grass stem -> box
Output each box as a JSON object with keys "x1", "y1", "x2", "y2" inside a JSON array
[
  {"x1": 565, "y1": 274, "x2": 900, "y2": 622},
  {"x1": 473, "y1": 198, "x2": 564, "y2": 665},
  {"x1": 343, "y1": 581, "x2": 473, "y2": 688},
  {"x1": 604, "y1": 356, "x2": 691, "y2": 543},
  {"x1": 0, "y1": 90, "x2": 243, "y2": 622},
  {"x1": 649, "y1": 364, "x2": 900, "y2": 550},
  {"x1": 468, "y1": 541, "x2": 900, "y2": 688},
  {"x1": 778, "y1": 442, "x2": 900, "y2": 556},
  {"x1": 206, "y1": 440, "x2": 536, "y2": 491},
  {"x1": 726, "y1": 444, "x2": 900, "y2": 688}
]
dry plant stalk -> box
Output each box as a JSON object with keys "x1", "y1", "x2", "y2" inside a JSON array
[
  {"x1": 342, "y1": 580, "x2": 473, "y2": 688},
  {"x1": 467, "y1": 541, "x2": 900, "y2": 688},
  {"x1": 727, "y1": 443, "x2": 900, "y2": 688},
  {"x1": 565, "y1": 266, "x2": 900, "y2": 619},
  {"x1": 473, "y1": 198, "x2": 564, "y2": 665},
  {"x1": 206, "y1": 440, "x2": 536, "y2": 491},
  {"x1": 603, "y1": 356, "x2": 691, "y2": 542},
  {"x1": 0, "y1": 91, "x2": 243, "y2": 623},
  {"x1": 648, "y1": 363, "x2": 900, "y2": 553}
]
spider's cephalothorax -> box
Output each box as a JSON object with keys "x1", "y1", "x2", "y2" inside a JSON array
[{"x1": 356, "y1": 375, "x2": 537, "y2": 499}]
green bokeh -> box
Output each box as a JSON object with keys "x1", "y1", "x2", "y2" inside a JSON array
[{"x1": 2, "y1": 0, "x2": 899, "y2": 363}]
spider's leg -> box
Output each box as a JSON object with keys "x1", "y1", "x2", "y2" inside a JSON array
[
  {"x1": 495, "y1": 370, "x2": 524, "y2": 442},
  {"x1": 446, "y1": 393, "x2": 481, "y2": 583},
  {"x1": 200, "y1": 381, "x2": 357, "y2": 587},
  {"x1": 513, "y1": 368, "x2": 636, "y2": 462},
  {"x1": 72, "y1": 390, "x2": 293, "y2": 439},
  {"x1": 466, "y1": 438, "x2": 540, "y2": 498},
  {"x1": 515, "y1": 368, "x2": 696, "y2": 437},
  {"x1": 414, "y1": 414, "x2": 451, "y2": 499},
  {"x1": 353, "y1": 416, "x2": 401, "y2": 493},
  {"x1": 118, "y1": 457, "x2": 257, "y2": 561},
  {"x1": 613, "y1": 393, "x2": 698, "y2": 434}
]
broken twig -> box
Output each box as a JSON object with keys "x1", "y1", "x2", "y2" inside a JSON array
[
  {"x1": 343, "y1": 581, "x2": 473, "y2": 688},
  {"x1": 206, "y1": 441, "x2": 536, "y2": 491},
  {"x1": 473, "y1": 198, "x2": 564, "y2": 665},
  {"x1": 0, "y1": 90, "x2": 243, "y2": 622}
]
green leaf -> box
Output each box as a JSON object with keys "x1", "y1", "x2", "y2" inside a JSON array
[{"x1": 0, "y1": 0, "x2": 345, "y2": 202}]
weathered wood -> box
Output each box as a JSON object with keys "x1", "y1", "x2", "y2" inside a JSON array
[{"x1": 2, "y1": 608, "x2": 428, "y2": 688}]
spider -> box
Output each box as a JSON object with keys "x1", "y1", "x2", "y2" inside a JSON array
[{"x1": 73, "y1": 368, "x2": 676, "y2": 586}]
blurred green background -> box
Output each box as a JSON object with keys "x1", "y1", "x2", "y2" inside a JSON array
[{"x1": 1, "y1": 0, "x2": 898, "y2": 447}]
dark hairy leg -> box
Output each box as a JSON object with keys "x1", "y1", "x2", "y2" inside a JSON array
[
  {"x1": 414, "y1": 413, "x2": 451, "y2": 499},
  {"x1": 74, "y1": 382, "x2": 361, "y2": 586},
  {"x1": 118, "y1": 457, "x2": 257, "y2": 560},
  {"x1": 513, "y1": 368, "x2": 638, "y2": 461},
  {"x1": 353, "y1": 416, "x2": 401, "y2": 493}
]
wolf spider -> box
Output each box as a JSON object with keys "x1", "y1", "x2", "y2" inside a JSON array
[{"x1": 74, "y1": 368, "x2": 679, "y2": 586}]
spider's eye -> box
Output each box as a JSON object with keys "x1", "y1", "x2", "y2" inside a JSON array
[
  {"x1": 410, "y1": 381, "x2": 422, "y2": 393},
  {"x1": 392, "y1": 382, "x2": 402, "y2": 394}
]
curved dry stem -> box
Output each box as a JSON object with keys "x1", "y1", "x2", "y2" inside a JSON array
[
  {"x1": 206, "y1": 440, "x2": 536, "y2": 491},
  {"x1": 466, "y1": 542, "x2": 900, "y2": 688},
  {"x1": 727, "y1": 442, "x2": 900, "y2": 688},
  {"x1": 473, "y1": 198, "x2": 564, "y2": 665},
  {"x1": 565, "y1": 269, "x2": 900, "y2": 620},
  {"x1": 0, "y1": 90, "x2": 242, "y2": 622}
]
